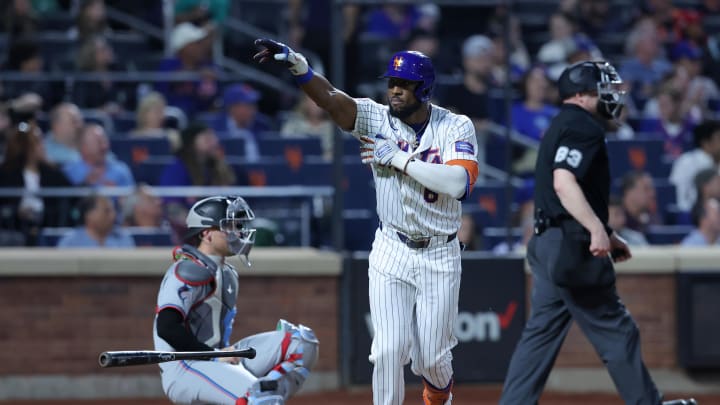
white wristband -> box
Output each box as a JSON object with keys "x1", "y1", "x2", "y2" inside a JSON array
[{"x1": 390, "y1": 150, "x2": 414, "y2": 174}]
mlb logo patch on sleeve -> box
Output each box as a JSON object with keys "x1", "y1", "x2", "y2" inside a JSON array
[{"x1": 455, "y1": 141, "x2": 474, "y2": 154}]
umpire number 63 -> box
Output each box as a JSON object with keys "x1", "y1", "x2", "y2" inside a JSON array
[{"x1": 554, "y1": 146, "x2": 583, "y2": 168}]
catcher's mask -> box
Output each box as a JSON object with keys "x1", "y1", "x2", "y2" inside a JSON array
[
  {"x1": 557, "y1": 60, "x2": 626, "y2": 120},
  {"x1": 185, "y1": 196, "x2": 256, "y2": 265}
]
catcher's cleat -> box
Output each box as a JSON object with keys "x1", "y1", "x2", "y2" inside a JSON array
[{"x1": 662, "y1": 399, "x2": 697, "y2": 405}]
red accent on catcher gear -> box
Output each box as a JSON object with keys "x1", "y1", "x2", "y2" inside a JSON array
[
  {"x1": 279, "y1": 332, "x2": 292, "y2": 361},
  {"x1": 236, "y1": 398, "x2": 248, "y2": 405},
  {"x1": 423, "y1": 378, "x2": 453, "y2": 405}
]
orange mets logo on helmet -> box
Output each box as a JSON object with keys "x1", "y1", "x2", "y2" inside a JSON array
[{"x1": 393, "y1": 56, "x2": 404, "y2": 70}]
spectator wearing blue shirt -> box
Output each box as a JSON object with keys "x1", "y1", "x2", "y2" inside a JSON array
[
  {"x1": 619, "y1": 17, "x2": 672, "y2": 110},
  {"x1": 57, "y1": 194, "x2": 135, "y2": 248},
  {"x1": 681, "y1": 198, "x2": 720, "y2": 246},
  {"x1": 155, "y1": 22, "x2": 219, "y2": 118},
  {"x1": 512, "y1": 66, "x2": 558, "y2": 142},
  {"x1": 210, "y1": 83, "x2": 274, "y2": 163},
  {"x1": 511, "y1": 66, "x2": 558, "y2": 175},
  {"x1": 639, "y1": 86, "x2": 697, "y2": 159},
  {"x1": 63, "y1": 123, "x2": 135, "y2": 187},
  {"x1": 362, "y1": 5, "x2": 420, "y2": 40}
]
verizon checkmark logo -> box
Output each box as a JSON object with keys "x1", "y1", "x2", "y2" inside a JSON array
[
  {"x1": 456, "y1": 300, "x2": 519, "y2": 342},
  {"x1": 364, "y1": 300, "x2": 520, "y2": 343}
]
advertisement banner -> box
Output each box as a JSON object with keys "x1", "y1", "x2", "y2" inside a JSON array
[
  {"x1": 346, "y1": 253, "x2": 526, "y2": 384},
  {"x1": 677, "y1": 272, "x2": 720, "y2": 368}
]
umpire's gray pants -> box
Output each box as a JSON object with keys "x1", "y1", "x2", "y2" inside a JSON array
[{"x1": 499, "y1": 228, "x2": 662, "y2": 405}]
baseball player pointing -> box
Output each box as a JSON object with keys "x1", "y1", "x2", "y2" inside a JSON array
[{"x1": 254, "y1": 40, "x2": 479, "y2": 405}]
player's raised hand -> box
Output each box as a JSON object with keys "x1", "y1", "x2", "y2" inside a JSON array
[
  {"x1": 359, "y1": 136, "x2": 374, "y2": 165},
  {"x1": 253, "y1": 38, "x2": 308, "y2": 76}
]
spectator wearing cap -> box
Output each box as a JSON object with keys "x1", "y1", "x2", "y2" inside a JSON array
[
  {"x1": 670, "y1": 120, "x2": 720, "y2": 212},
  {"x1": 211, "y1": 83, "x2": 273, "y2": 163},
  {"x1": 155, "y1": 22, "x2": 218, "y2": 118},
  {"x1": 681, "y1": 197, "x2": 720, "y2": 246},
  {"x1": 437, "y1": 34, "x2": 494, "y2": 137}
]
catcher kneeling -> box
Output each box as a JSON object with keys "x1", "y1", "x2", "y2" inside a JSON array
[{"x1": 153, "y1": 196, "x2": 319, "y2": 405}]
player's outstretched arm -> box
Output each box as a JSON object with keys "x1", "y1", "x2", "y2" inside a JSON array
[{"x1": 253, "y1": 38, "x2": 357, "y2": 131}]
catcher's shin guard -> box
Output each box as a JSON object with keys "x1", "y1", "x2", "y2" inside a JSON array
[{"x1": 423, "y1": 377, "x2": 453, "y2": 405}]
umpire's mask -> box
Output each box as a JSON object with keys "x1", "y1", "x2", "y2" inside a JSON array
[
  {"x1": 595, "y1": 62, "x2": 626, "y2": 120},
  {"x1": 558, "y1": 61, "x2": 626, "y2": 120}
]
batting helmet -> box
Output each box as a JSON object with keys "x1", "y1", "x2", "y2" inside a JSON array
[
  {"x1": 557, "y1": 60, "x2": 626, "y2": 119},
  {"x1": 185, "y1": 196, "x2": 256, "y2": 264},
  {"x1": 381, "y1": 50, "x2": 436, "y2": 103}
]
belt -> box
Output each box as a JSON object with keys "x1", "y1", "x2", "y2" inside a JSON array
[
  {"x1": 534, "y1": 214, "x2": 572, "y2": 235},
  {"x1": 380, "y1": 222, "x2": 457, "y2": 249}
]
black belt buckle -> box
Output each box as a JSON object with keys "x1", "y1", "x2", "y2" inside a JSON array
[{"x1": 534, "y1": 217, "x2": 549, "y2": 235}]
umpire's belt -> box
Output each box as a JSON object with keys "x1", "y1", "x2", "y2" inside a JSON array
[{"x1": 380, "y1": 222, "x2": 456, "y2": 249}]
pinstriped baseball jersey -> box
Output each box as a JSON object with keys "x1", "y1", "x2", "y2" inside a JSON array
[{"x1": 352, "y1": 98, "x2": 478, "y2": 236}]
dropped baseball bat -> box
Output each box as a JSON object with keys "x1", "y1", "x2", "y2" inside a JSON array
[{"x1": 98, "y1": 347, "x2": 256, "y2": 368}]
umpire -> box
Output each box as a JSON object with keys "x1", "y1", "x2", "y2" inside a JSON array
[{"x1": 499, "y1": 61, "x2": 696, "y2": 405}]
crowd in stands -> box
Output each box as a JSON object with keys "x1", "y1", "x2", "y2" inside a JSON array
[{"x1": 1, "y1": 0, "x2": 720, "y2": 250}]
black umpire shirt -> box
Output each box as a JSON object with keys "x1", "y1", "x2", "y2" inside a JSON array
[{"x1": 534, "y1": 103, "x2": 610, "y2": 227}]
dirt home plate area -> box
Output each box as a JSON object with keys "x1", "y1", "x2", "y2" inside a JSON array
[{"x1": 0, "y1": 386, "x2": 717, "y2": 405}]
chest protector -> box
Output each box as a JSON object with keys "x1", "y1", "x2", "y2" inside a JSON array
[{"x1": 174, "y1": 246, "x2": 239, "y2": 348}]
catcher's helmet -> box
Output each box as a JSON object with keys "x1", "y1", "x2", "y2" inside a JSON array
[
  {"x1": 381, "y1": 50, "x2": 436, "y2": 103},
  {"x1": 557, "y1": 60, "x2": 626, "y2": 119},
  {"x1": 185, "y1": 196, "x2": 256, "y2": 264}
]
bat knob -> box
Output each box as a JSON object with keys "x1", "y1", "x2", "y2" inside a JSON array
[{"x1": 98, "y1": 352, "x2": 111, "y2": 368}]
